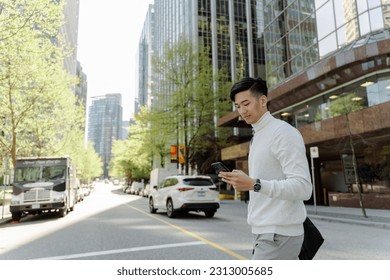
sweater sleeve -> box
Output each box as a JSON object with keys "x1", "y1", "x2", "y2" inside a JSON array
[{"x1": 260, "y1": 124, "x2": 313, "y2": 200}]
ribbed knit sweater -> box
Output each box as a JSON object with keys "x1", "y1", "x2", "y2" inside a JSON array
[{"x1": 248, "y1": 111, "x2": 312, "y2": 236}]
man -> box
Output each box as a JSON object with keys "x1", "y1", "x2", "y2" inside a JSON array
[{"x1": 219, "y1": 77, "x2": 312, "y2": 260}]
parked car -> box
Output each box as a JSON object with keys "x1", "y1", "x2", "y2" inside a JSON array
[
  {"x1": 82, "y1": 184, "x2": 91, "y2": 197},
  {"x1": 122, "y1": 183, "x2": 131, "y2": 193},
  {"x1": 148, "y1": 175, "x2": 220, "y2": 218},
  {"x1": 142, "y1": 184, "x2": 152, "y2": 197},
  {"x1": 75, "y1": 179, "x2": 84, "y2": 203},
  {"x1": 130, "y1": 181, "x2": 144, "y2": 195}
]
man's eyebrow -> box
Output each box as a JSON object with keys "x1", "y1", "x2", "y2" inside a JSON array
[{"x1": 234, "y1": 99, "x2": 250, "y2": 106}]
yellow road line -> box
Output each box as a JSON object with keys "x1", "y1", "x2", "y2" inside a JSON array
[{"x1": 126, "y1": 204, "x2": 248, "y2": 260}]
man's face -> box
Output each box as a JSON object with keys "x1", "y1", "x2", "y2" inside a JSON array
[{"x1": 234, "y1": 90, "x2": 267, "y2": 125}]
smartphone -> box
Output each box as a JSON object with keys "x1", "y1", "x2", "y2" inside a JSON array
[{"x1": 211, "y1": 162, "x2": 230, "y2": 174}]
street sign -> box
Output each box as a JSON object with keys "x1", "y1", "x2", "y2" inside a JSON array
[
  {"x1": 341, "y1": 154, "x2": 356, "y2": 184},
  {"x1": 310, "y1": 146, "x2": 319, "y2": 158}
]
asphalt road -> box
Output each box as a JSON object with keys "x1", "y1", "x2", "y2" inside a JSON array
[
  {"x1": 0, "y1": 182, "x2": 253, "y2": 260},
  {"x1": 1, "y1": 182, "x2": 389, "y2": 260}
]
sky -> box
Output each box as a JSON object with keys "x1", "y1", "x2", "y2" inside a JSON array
[{"x1": 77, "y1": 0, "x2": 154, "y2": 121}]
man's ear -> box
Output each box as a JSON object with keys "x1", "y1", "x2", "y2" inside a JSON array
[{"x1": 260, "y1": 95, "x2": 268, "y2": 108}]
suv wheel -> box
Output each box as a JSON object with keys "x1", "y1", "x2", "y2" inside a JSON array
[
  {"x1": 166, "y1": 199, "x2": 176, "y2": 218},
  {"x1": 204, "y1": 209, "x2": 216, "y2": 218},
  {"x1": 149, "y1": 198, "x2": 157, "y2": 213}
]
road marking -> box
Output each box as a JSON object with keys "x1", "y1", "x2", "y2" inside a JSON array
[
  {"x1": 32, "y1": 241, "x2": 205, "y2": 260},
  {"x1": 127, "y1": 204, "x2": 248, "y2": 260}
]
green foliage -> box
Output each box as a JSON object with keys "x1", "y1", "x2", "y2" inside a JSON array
[
  {"x1": 0, "y1": 0, "x2": 99, "y2": 182},
  {"x1": 70, "y1": 142, "x2": 103, "y2": 184},
  {"x1": 110, "y1": 107, "x2": 153, "y2": 182},
  {"x1": 151, "y1": 36, "x2": 232, "y2": 174}
]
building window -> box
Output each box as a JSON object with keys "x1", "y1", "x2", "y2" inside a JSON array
[
  {"x1": 316, "y1": 1, "x2": 335, "y2": 41},
  {"x1": 319, "y1": 32, "x2": 337, "y2": 58},
  {"x1": 276, "y1": 74, "x2": 390, "y2": 129},
  {"x1": 369, "y1": 7, "x2": 385, "y2": 31}
]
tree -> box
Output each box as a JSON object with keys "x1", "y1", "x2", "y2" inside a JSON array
[
  {"x1": 328, "y1": 92, "x2": 368, "y2": 217},
  {"x1": 110, "y1": 107, "x2": 153, "y2": 183},
  {"x1": 151, "y1": 36, "x2": 232, "y2": 174},
  {"x1": 0, "y1": 0, "x2": 79, "y2": 167},
  {"x1": 72, "y1": 142, "x2": 103, "y2": 183}
]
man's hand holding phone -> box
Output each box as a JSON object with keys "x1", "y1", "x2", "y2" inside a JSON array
[
  {"x1": 211, "y1": 162, "x2": 230, "y2": 175},
  {"x1": 212, "y1": 162, "x2": 255, "y2": 191}
]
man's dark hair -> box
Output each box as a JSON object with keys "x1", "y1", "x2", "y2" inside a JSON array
[{"x1": 230, "y1": 77, "x2": 268, "y2": 101}]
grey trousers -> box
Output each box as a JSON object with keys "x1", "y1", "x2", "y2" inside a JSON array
[{"x1": 252, "y1": 233, "x2": 304, "y2": 260}]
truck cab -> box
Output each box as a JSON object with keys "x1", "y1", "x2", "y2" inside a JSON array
[{"x1": 10, "y1": 156, "x2": 77, "y2": 222}]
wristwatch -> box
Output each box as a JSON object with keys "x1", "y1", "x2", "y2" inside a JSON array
[{"x1": 253, "y1": 179, "x2": 262, "y2": 192}]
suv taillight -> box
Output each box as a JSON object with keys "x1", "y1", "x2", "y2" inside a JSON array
[{"x1": 177, "y1": 187, "x2": 194, "y2": 192}]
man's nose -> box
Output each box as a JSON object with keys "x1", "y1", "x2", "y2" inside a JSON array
[{"x1": 238, "y1": 107, "x2": 246, "y2": 114}]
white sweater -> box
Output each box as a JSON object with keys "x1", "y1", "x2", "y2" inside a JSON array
[{"x1": 248, "y1": 111, "x2": 312, "y2": 236}]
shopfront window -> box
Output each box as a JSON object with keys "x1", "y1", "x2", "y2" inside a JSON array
[{"x1": 276, "y1": 74, "x2": 390, "y2": 129}]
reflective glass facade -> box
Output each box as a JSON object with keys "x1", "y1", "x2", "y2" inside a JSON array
[
  {"x1": 148, "y1": 0, "x2": 265, "y2": 95},
  {"x1": 87, "y1": 94, "x2": 123, "y2": 178},
  {"x1": 264, "y1": 0, "x2": 390, "y2": 89},
  {"x1": 136, "y1": 5, "x2": 155, "y2": 114},
  {"x1": 220, "y1": 0, "x2": 390, "y2": 208},
  {"x1": 264, "y1": 0, "x2": 318, "y2": 88}
]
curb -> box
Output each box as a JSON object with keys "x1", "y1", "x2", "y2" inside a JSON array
[
  {"x1": 308, "y1": 214, "x2": 390, "y2": 230},
  {"x1": 0, "y1": 217, "x2": 11, "y2": 225}
]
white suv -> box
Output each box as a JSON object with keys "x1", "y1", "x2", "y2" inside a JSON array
[{"x1": 148, "y1": 175, "x2": 220, "y2": 218}]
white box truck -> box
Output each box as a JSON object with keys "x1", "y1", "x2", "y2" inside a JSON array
[
  {"x1": 149, "y1": 168, "x2": 177, "y2": 189},
  {"x1": 10, "y1": 156, "x2": 77, "y2": 221}
]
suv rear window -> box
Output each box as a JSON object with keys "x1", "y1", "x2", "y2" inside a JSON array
[{"x1": 183, "y1": 178, "x2": 213, "y2": 186}]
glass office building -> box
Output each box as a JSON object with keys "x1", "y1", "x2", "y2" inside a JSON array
[
  {"x1": 220, "y1": 0, "x2": 390, "y2": 209},
  {"x1": 87, "y1": 94, "x2": 123, "y2": 178},
  {"x1": 138, "y1": 0, "x2": 267, "y2": 170},
  {"x1": 138, "y1": 0, "x2": 266, "y2": 109},
  {"x1": 138, "y1": 0, "x2": 390, "y2": 208}
]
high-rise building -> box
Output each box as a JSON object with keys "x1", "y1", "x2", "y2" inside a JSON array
[
  {"x1": 61, "y1": 0, "x2": 80, "y2": 77},
  {"x1": 138, "y1": 0, "x2": 265, "y2": 105},
  {"x1": 219, "y1": 0, "x2": 390, "y2": 209},
  {"x1": 139, "y1": 0, "x2": 390, "y2": 208},
  {"x1": 75, "y1": 60, "x2": 87, "y2": 107},
  {"x1": 137, "y1": 0, "x2": 266, "y2": 169},
  {"x1": 136, "y1": 4, "x2": 155, "y2": 114},
  {"x1": 61, "y1": 0, "x2": 87, "y2": 111},
  {"x1": 87, "y1": 94, "x2": 123, "y2": 178}
]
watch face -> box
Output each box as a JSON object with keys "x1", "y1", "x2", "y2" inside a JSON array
[{"x1": 254, "y1": 180, "x2": 261, "y2": 192}]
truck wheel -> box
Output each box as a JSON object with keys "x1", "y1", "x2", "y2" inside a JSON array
[
  {"x1": 59, "y1": 206, "x2": 68, "y2": 217},
  {"x1": 11, "y1": 212, "x2": 22, "y2": 222},
  {"x1": 59, "y1": 200, "x2": 68, "y2": 218}
]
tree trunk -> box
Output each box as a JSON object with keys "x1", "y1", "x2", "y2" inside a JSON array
[{"x1": 346, "y1": 113, "x2": 367, "y2": 218}]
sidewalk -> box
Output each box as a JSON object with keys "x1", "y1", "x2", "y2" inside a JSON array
[
  {"x1": 306, "y1": 204, "x2": 390, "y2": 229},
  {"x1": 0, "y1": 204, "x2": 11, "y2": 224}
]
